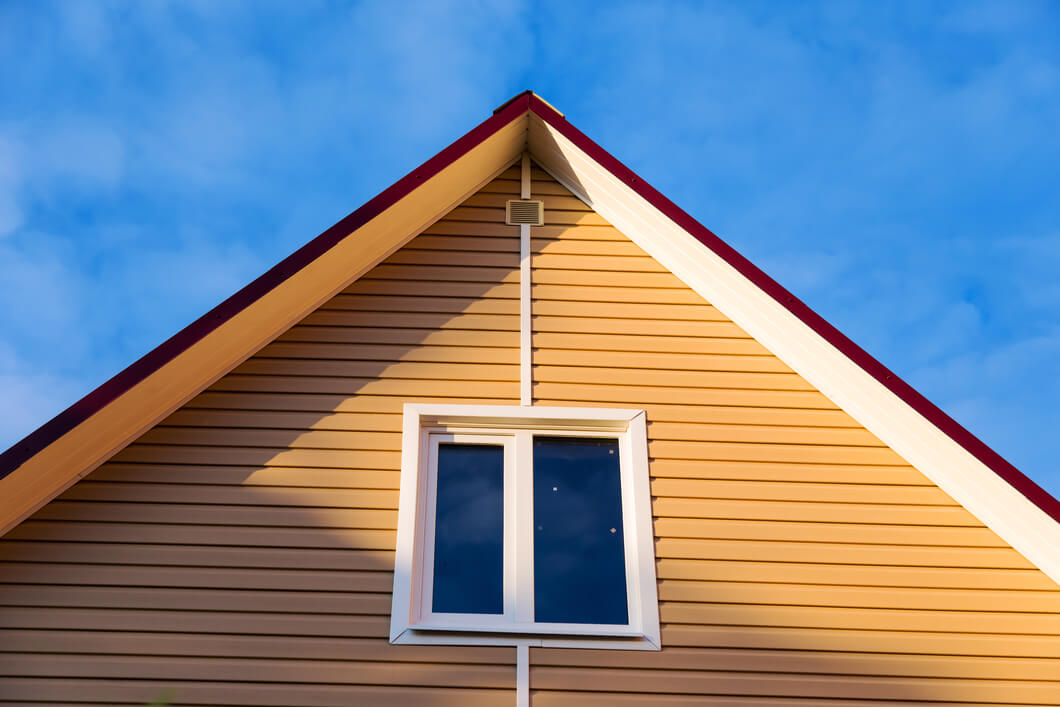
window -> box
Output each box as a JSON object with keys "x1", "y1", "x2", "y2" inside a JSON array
[{"x1": 390, "y1": 404, "x2": 660, "y2": 649}]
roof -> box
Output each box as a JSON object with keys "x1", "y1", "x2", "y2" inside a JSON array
[{"x1": 2, "y1": 91, "x2": 1058, "y2": 582}]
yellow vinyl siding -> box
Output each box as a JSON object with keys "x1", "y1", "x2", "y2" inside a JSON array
[
  {"x1": 0, "y1": 170, "x2": 523, "y2": 706},
  {"x1": 1, "y1": 163, "x2": 1058, "y2": 706},
  {"x1": 528, "y1": 168, "x2": 1060, "y2": 705}
]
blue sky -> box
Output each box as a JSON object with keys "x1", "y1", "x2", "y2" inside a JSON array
[{"x1": 2, "y1": 1, "x2": 1059, "y2": 498}]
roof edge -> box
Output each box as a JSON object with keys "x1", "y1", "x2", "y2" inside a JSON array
[
  {"x1": 0, "y1": 92, "x2": 533, "y2": 480},
  {"x1": 524, "y1": 94, "x2": 1060, "y2": 526}
]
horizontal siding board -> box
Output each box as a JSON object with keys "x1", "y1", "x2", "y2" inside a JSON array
[
  {"x1": 533, "y1": 253, "x2": 668, "y2": 272},
  {"x1": 232, "y1": 358, "x2": 518, "y2": 381},
  {"x1": 383, "y1": 249, "x2": 519, "y2": 268},
  {"x1": 644, "y1": 459, "x2": 933, "y2": 485},
  {"x1": 653, "y1": 539, "x2": 1032, "y2": 569},
  {"x1": 533, "y1": 384, "x2": 840, "y2": 409},
  {"x1": 0, "y1": 607, "x2": 392, "y2": 637},
  {"x1": 6, "y1": 522, "x2": 399, "y2": 548},
  {"x1": 650, "y1": 427, "x2": 889, "y2": 450},
  {"x1": 28, "y1": 502, "x2": 397, "y2": 528},
  {"x1": 56, "y1": 482, "x2": 399, "y2": 509},
  {"x1": 576, "y1": 404, "x2": 864, "y2": 430},
  {"x1": 533, "y1": 316, "x2": 748, "y2": 338},
  {"x1": 647, "y1": 422, "x2": 876, "y2": 445},
  {"x1": 157, "y1": 410, "x2": 407, "y2": 434},
  {"x1": 533, "y1": 269, "x2": 687, "y2": 288},
  {"x1": 467, "y1": 192, "x2": 586, "y2": 210},
  {"x1": 652, "y1": 518, "x2": 1006, "y2": 546},
  {"x1": 661, "y1": 624, "x2": 1060, "y2": 658},
  {"x1": 648, "y1": 441, "x2": 906, "y2": 466},
  {"x1": 653, "y1": 498, "x2": 983, "y2": 525},
  {"x1": 302, "y1": 310, "x2": 519, "y2": 331},
  {"x1": 529, "y1": 667, "x2": 1060, "y2": 703},
  {"x1": 137, "y1": 427, "x2": 404, "y2": 450},
  {"x1": 535, "y1": 365, "x2": 815, "y2": 391},
  {"x1": 536, "y1": 349, "x2": 790, "y2": 374},
  {"x1": 209, "y1": 375, "x2": 519, "y2": 398},
  {"x1": 344, "y1": 279, "x2": 518, "y2": 299},
  {"x1": 87, "y1": 463, "x2": 400, "y2": 487},
  {"x1": 657, "y1": 580, "x2": 1060, "y2": 612},
  {"x1": 531, "y1": 238, "x2": 648, "y2": 256},
  {"x1": 390, "y1": 234, "x2": 520, "y2": 252},
  {"x1": 531, "y1": 225, "x2": 631, "y2": 241},
  {"x1": 533, "y1": 300, "x2": 730, "y2": 322},
  {"x1": 0, "y1": 655, "x2": 515, "y2": 690},
  {"x1": 320, "y1": 294, "x2": 520, "y2": 314},
  {"x1": 110, "y1": 444, "x2": 401, "y2": 470},
  {"x1": 85, "y1": 464, "x2": 398, "y2": 488},
  {"x1": 0, "y1": 542, "x2": 395, "y2": 571},
  {"x1": 534, "y1": 333, "x2": 765, "y2": 355},
  {"x1": 277, "y1": 326, "x2": 520, "y2": 347},
  {"x1": 526, "y1": 181, "x2": 572, "y2": 197},
  {"x1": 491, "y1": 207, "x2": 604, "y2": 226},
  {"x1": 529, "y1": 693, "x2": 1050, "y2": 707},
  {"x1": 658, "y1": 602, "x2": 1060, "y2": 634},
  {"x1": 533, "y1": 645, "x2": 1060, "y2": 680},
  {"x1": 361, "y1": 263, "x2": 520, "y2": 283},
  {"x1": 0, "y1": 678, "x2": 513, "y2": 706},
  {"x1": 532, "y1": 284, "x2": 707, "y2": 305},
  {"x1": 0, "y1": 630, "x2": 506, "y2": 663},
  {"x1": 420, "y1": 220, "x2": 519, "y2": 236},
  {"x1": 656, "y1": 559, "x2": 1053, "y2": 590},
  {"x1": 257, "y1": 342, "x2": 518, "y2": 364},
  {"x1": 0, "y1": 564, "x2": 391, "y2": 592},
  {"x1": 0, "y1": 586, "x2": 393, "y2": 615},
  {"x1": 650, "y1": 479, "x2": 951, "y2": 505},
  {"x1": 184, "y1": 392, "x2": 509, "y2": 414}
]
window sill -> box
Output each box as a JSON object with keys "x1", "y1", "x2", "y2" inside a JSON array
[{"x1": 393, "y1": 626, "x2": 661, "y2": 651}]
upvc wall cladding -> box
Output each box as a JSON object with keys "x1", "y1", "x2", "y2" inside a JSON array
[
  {"x1": 526, "y1": 168, "x2": 1060, "y2": 706},
  {"x1": 0, "y1": 171, "x2": 523, "y2": 706},
  {"x1": 1, "y1": 166, "x2": 1059, "y2": 707}
]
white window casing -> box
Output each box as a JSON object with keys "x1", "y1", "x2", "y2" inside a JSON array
[{"x1": 390, "y1": 403, "x2": 661, "y2": 650}]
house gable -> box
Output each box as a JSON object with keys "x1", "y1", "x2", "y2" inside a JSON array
[
  {"x1": 2, "y1": 90, "x2": 1060, "y2": 707},
  {"x1": 2, "y1": 93, "x2": 1058, "y2": 589},
  {"x1": 2, "y1": 167, "x2": 1058, "y2": 704}
]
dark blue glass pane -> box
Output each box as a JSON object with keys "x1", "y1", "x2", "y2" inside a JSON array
[
  {"x1": 533, "y1": 437, "x2": 628, "y2": 624},
  {"x1": 432, "y1": 443, "x2": 504, "y2": 615}
]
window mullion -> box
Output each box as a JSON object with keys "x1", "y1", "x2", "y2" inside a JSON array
[{"x1": 513, "y1": 429, "x2": 534, "y2": 624}]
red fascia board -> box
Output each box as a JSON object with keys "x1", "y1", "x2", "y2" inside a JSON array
[
  {"x1": 524, "y1": 94, "x2": 1060, "y2": 525},
  {"x1": 0, "y1": 93, "x2": 534, "y2": 480}
]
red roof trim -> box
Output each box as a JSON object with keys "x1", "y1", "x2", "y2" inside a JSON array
[
  {"x1": 0, "y1": 94, "x2": 533, "y2": 480},
  {"x1": 525, "y1": 94, "x2": 1060, "y2": 524}
]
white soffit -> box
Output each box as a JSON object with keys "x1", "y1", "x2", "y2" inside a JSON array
[{"x1": 527, "y1": 114, "x2": 1060, "y2": 586}]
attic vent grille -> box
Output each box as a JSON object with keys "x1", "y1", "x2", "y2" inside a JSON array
[{"x1": 506, "y1": 199, "x2": 544, "y2": 226}]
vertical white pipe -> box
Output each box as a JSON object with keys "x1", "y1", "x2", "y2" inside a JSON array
[
  {"x1": 518, "y1": 155, "x2": 533, "y2": 703},
  {"x1": 519, "y1": 153, "x2": 532, "y2": 407},
  {"x1": 516, "y1": 642, "x2": 530, "y2": 707}
]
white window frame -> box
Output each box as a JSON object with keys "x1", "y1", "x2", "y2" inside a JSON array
[{"x1": 390, "y1": 404, "x2": 661, "y2": 650}]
